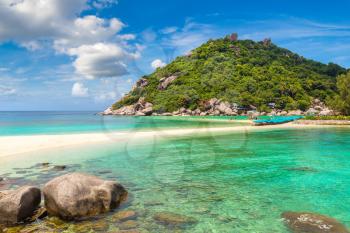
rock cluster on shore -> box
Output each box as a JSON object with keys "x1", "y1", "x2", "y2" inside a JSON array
[
  {"x1": 102, "y1": 97, "x2": 335, "y2": 117},
  {"x1": 0, "y1": 173, "x2": 127, "y2": 228}
]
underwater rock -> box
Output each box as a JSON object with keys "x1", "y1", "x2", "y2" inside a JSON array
[
  {"x1": 114, "y1": 230, "x2": 141, "y2": 233},
  {"x1": 98, "y1": 170, "x2": 113, "y2": 175},
  {"x1": 119, "y1": 220, "x2": 139, "y2": 230},
  {"x1": 282, "y1": 211, "x2": 349, "y2": 233},
  {"x1": 153, "y1": 212, "x2": 197, "y2": 227},
  {"x1": 112, "y1": 210, "x2": 138, "y2": 222},
  {"x1": 43, "y1": 173, "x2": 128, "y2": 220},
  {"x1": 42, "y1": 216, "x2": 67, "y2": 230},
  {"x1": 0, "y1": 186, "x2": 41, "y2": 226},
  {"x1": 285, "y1": 167, "x2": 317, "y2": 172},
  {"x1": 73, "y1": 219, "x2": 109, "y2": 232},
  {"x1": 51, "y1": 165, "x2": 67, "y2": 171}
]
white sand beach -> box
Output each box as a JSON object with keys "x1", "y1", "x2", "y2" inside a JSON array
[{"x1": 1, "y1": 122, "x2": 345, "y2": 158}]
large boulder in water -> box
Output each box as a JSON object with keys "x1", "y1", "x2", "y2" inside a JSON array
[
  {"x1": 281, "y1": 211, "x2": 349, "y2": 233},
  {"x1": 0, "y1": 186, "x2": 41, "y2": 226},
  {"x1": 43, "y1": 173, "x2": 128, "y2": 220}
]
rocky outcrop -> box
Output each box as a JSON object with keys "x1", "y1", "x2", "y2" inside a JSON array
[
  {"x1": 158, "y1": 75, "x2": 178, "y2": 90},
  {"x1": 104, "y1": 98, "x2": 336, "y2": 117},
  {"x1": 0, "y1": 186, "x2": 41, "y2": 226},
  {"x1": 103, "y1": 97, "x2": 153, "y2": 116},
  {"x1": 43, "y1": 173, "x2": 127, "y2": 220},
  {"x1": 282, "y1": 211, "x2": 349, "y2": 233},
  {"x1": 305, "y1": 99, "x2": 334, "y2": 116}
]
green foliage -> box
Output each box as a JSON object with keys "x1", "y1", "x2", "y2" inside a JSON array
[
  {"x1": 328, "y1": 71, "x2": 350, "y2": 115},
  {"x1": 112, "y1": 38, "x2": 346, "y2": 112}
]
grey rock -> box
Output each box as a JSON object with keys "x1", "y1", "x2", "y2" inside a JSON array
[
  {"x1": 43, "y1": 173, "x2": 127, "y2": 220},
  {"x1": 158, "y1": 75, "x2": 178, "y2": 90},
  {"x1": 0, "y1": 186, "x2": 41, "y2": 225}
]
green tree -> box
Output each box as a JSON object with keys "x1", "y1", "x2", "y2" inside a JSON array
[{"x1": 331, "y1": 72, "x2": 350, "y2": 115}]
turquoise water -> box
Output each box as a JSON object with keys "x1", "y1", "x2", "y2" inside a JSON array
[
  {"x1": 0, "y1": 111, "x2": 246, "y2": 136},
  {"x1": 1, "y1": 112, "x2": 350, "y2": 232}
]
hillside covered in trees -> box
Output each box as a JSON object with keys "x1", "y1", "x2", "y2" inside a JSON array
[{"x1": 111, "y1": 35, "x2": 347, "y2": 115}]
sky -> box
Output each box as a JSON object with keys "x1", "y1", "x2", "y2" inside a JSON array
[{"x1": 1, "y1": 0, "x2": 350, "y2": 111}]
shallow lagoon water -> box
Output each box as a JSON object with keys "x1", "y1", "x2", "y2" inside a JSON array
[{"x1": 2, "y1": 124, "x2": 350, "y2": 232}]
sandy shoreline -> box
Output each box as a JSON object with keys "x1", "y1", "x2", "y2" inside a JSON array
[{"x1": 0, "y1": 122, "x2": 349, "y2": 158}]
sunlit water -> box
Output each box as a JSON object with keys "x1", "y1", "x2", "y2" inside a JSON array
[{"x1": 1, "y1": 112, "x2": 350, "y2": 232}]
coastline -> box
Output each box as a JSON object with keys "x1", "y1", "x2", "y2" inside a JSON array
[{"x1": 1, "y1": 121, "x2": 349, "y2": 158}]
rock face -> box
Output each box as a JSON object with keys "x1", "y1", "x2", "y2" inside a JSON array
[
  {"x1": 282, "y1": 211, "x2": 349, "y2": 233},
  {"x1": 0, "y1": 186, "x2": 41, "y2": 225},
  {"x1": 305, "y1": 99, "x2": 334, "y2": 116},
  {"x1": 104, "y1": 97, "x2": 153, "y2": 116},
  {"x1": 43, "y1": 173, "x2": 128, "y2": 220},
  {"x1": 158, "y1": 75, "x2": 178, "y2": 90}
]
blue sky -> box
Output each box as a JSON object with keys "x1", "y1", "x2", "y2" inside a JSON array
[{"x1": 0, "y1": 0, "x2": 350, "y2": 111}]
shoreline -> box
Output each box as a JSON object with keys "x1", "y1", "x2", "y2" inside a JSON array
[{"x1": 1, "y1": 122, "x2": 350, "y2": 158}]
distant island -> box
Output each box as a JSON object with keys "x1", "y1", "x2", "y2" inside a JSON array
[{"x1": 103, "y1": 34, "x2": 350, "y2": 117}]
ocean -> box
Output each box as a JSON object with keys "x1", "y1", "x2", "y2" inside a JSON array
[{"x1": 1, "y1": 111, "x2": 350, "y2": 232}]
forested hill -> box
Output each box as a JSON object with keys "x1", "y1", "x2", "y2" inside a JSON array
[{"x1": 112, "y1": 35, "x2": 346, "y2": 113}]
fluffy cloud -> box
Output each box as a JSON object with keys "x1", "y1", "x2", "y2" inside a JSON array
[
  {"x1": 53, "y1": 15, "x2": 124, "y2": 53},
  {"x1": 0, "y1": 0, "x2": 87, "y2": 42},
  {"x1": 0, "y1": 0, "x2": 139, "y2": 80},
  {"x1": 151, "y1": 59, "x2": 166, "y2": 69},
  {"x1": 68, "y1": 43, "x2": 139, "y2": 79},
  {"x1": 71, "y1": 82, "x2": 89, "y2": 97}
]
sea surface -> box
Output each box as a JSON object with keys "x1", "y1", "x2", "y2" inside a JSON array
[
  {"x1": 1, "y1": 112, "x2": 350, "y2": 232},
  {"x1": 0, "y1": 111, "x2": 246, "y2": 136}
]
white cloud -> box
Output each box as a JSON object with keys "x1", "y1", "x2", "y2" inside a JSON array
[
  {"x1": 160, "y1": 21, "x2": 217, "y2": 55},
  {"x1": 160, "y1": 26, "x2": 178, "y2": 34},
  {"x1": 53, "y1": 15, "x2": 124, "y2": 53},
  {"x1": 0, "y1": 0, "x2": 140, "y2": 80},
  {"x1": 0, "y1": 0, "x2": 87, "y2": 42},
  {"x1": 151, "y1": 59, "x2": 166, "y2": 69},
  {"x1": 0, "y1": 85, "x2": 17, "y2": 96},
  {"x1": 68, "y1": 43, "x2": 139, "y2": 79},
  {"x1": 117, "y1": 34, "x2": 136, "y2": 40},
  {"x1": 71, "y1": 82, "x2": 89, "y2": 97},
  {"x1": 92, "y1": 0, "x2": 118, "y2": 9}
]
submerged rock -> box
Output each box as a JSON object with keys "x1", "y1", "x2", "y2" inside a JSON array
[
  {"x1": 153, "y1": 212, "x2": 197, "y2": 227},
  {"x1": 285, "y1": 167, "x2": 317, "y2": 172},
  {"x1": 119, "y1": 220, "x2": 138, "y2": 230},
  {"x1": 281, "y1": 211, "x2": 349, "y2": 233},
  {"x1": 0, "y1": 186, "x2": 41, "y2": 226},
  {"x1": 51, "y1": 165, "x2": 66, "y2": 171},
  {"x1": 73, "y1": 219, "x2": 109, "y2": 232},
  {"x1": 43, "y1": 173, "x2": 128, "y2": 220},
  {"x1": 112, "y1": 210, "x2": 137, "y2": 222}
]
